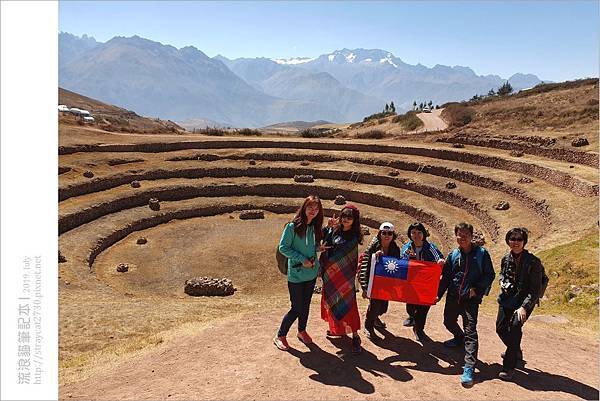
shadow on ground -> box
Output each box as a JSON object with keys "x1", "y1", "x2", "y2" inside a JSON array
[{"x1": 289, "y1": 327, "x2": 599, "y2": 399}]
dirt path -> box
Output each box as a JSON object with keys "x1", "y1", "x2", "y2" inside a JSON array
[
  {"x1": 415, "y1": 109, "x2": 448, "y2": 132},
  {"x1": 60, "y1": 300, "x2": 598, "y2": 400}
]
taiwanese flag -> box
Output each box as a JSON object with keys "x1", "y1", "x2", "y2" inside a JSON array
[{"x1": 367, "y1": 255, "x2": 441, "y2": 305}]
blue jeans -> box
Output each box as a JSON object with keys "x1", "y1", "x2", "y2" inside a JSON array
[{"x1": 277, "y1": 278, "x2": 316, "y2": 337}]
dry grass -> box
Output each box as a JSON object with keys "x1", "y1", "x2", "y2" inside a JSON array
[
  {"x1": 441, "y1": 103, "x2": 475, "y2": 127},
  {"x1": 59, "y1": 87, "x2": 184, "y2": 134},
  {"x1": 392, "y1": 111, "x2": 424, "y2": 131},
  {"x1": 454, "y1": 79, "x2": 599, "y2": 148}
]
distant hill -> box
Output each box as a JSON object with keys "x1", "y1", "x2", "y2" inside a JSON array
[
  {"x1": 217, "y1": 56, "x2": 381, "y2": 121},
  {"x1": 60, "y1": 33, "x2": 546, "y2": 127},
  {"x1": 59, "y1": 32, "x2": 98, "y2": 69},
  {"x1": 59, "y1": 87, "x2": 183, "y2": 133},
  {"x1": 292, "y1": 48, "x2": 543, "y2": 111},
  {"x1": 59, "y1": 35, "x2": 342, "y2": 127},
  {"x1": 261, "y1": 120, "x2": 332, "y2": 132}
]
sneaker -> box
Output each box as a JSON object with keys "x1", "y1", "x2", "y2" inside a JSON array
[
  {"x1": 273, "y1": 336, "x2": 290, "y2": 351},
  {"x1": 413, "y1": 328, "x2": 427, "y2": 343},
  {"x1": 460, "y1": 366, "x2": 474, "y2": 387},
  {"x1": 364, "y1": 327, "x2": 376, "y2": 340},
  {"x1": 501, "y1": 350, "x2": 526, "y2": 367},
  {"x1": 498, "y1": 369, "x2": 515, "y2": 381},
  {"x1": 351, "y1": 336, "x2": 362, "y2": 354},
  {"x1": 373, "y1": 317, "x2": 387, "y2": 328},
  {"x1": 402, "y1": 316, "x2": 415, "y2": 327},
  {"x1": 443, "y1": 336, "x2": 464, "y2": 348},
  {"x1": 297, "y1": 331, "x2": 313, "y2": 345}
]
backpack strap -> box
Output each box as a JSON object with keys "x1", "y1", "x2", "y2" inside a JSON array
[
  {"x1": 400, "y1": 242, "x2": 411, "y2": 258},
  {"x1": 449, "y1": 248, "x2": 460, "y2": 267},
  {"x1": 474, "y1": 246, "x2": 485, "y2": 274}
]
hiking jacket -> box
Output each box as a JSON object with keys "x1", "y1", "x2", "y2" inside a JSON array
[
  {"x1": 498, "y1": 250, "x2": 544, "y2": 312},
  {"x1": 438, "y1": 245, "x2": 495, "y2": 304},
  {"x1": 278, "y1": 222, "x2": 319, "y2": 283},
  {"x1": 400, "y1": 240, "x2": 444, "y2": 263},
  {"x1": 358, "y1": 236, "x2": 401, "y2": 291}
]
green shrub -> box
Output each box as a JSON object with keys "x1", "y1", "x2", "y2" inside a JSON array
[
  {"x1": 300, "y1": 128, "x2": 333, "y2": 138},
  {"x1": 235, "y1": 128, "x2": 262, "y2": 136},
  {"x1": 392, "y1": 111, "x2": 424, "y2": 131},
  {"x1": 356, "y1": 130, "x2": 386, "y2": 139},
  {"x1": 441, "y1": 103, "x2": 475, "y2": 127},
  {"x1": 196, "y1": 127, "x2": 226, "y2": 136},
  {"x1": 362, "y1": 111, "x2": 395, "y2": 123}
]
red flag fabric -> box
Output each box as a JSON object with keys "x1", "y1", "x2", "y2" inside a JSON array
[{"x1": 367, "y1": 254, "x2": 441, "y2": 305}]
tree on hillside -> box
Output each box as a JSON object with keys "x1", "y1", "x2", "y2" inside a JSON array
[
  {"x1": 487, "y1": 88, "x2": 496, "y2": 97},
  {"x1": 419, "y1": 102, "x2": 423, "y2": 110},
  {"x1": 384, "y1": 103, "x2": 390, "y2": 113},
  {"x1": 413, "y1": 101, "x2": 417, "y2": 110},
  {"x1": 390, "y1": 101, "x2": 396, "y2": 113},
  {"x1": 428, "y1": 100, "x2": 433, "y2": 108},
  {"x1": 497, "y1": 81, "x2": 513, "y2": 96}
]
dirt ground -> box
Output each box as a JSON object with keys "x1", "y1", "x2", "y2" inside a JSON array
[
  {"x1": 415, "y1": 109, "x2": 448, "y2": 132},
  {"x1": 58, "y1": 82, "x2": 599, "y2": 400},
  {"x1": 59, "y1": 296, "x2": 599, "y2": 400}
]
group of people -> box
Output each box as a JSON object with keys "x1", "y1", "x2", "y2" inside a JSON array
[{"x1": 274, "y1": 195, "x2": 545, "y2": 387}]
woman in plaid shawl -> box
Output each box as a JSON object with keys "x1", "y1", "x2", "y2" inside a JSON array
[{"x1": 319, "y1": 204, "x2": 364, "y2": 354}]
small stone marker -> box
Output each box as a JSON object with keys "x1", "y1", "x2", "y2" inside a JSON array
[
  {"x1": 116, "y1": 263, "x2": 129, "y2": 273},
  {"x1": 136, "y1": 237, "x2": 147, "y2": 245},
  {"x1": 334, "y1": 195, "x2": 346, "y2": 205},
  {"x1": 518, "y1": 177, "x2": 533, "y2": 183},
  {"x1": 495, "y1": 201, "x2": 510, "y2": 210},
  {"x1": 294, "y1": 174, "x2": 314, "y2": 183},
  {"x1": 571, "y1": 137, "x2": 589, "y2": 147},
  {"x1": 83, "y1": 170, "x2": 94, "y2": 178},
  {"x1": 131, "y1": 180, "x2": 141, "y2": 188},
  {"x1": 239, "y1": 210, "x2": 265, "y2": 220},
  {"x1": 445, "y1": 181, "x2": 457, "y2": 189},
  {"x1": 149, "y1": 198, "x2": 160, "y2": 211}
]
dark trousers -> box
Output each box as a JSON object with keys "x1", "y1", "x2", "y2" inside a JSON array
[
  {"x1": 277, "y1": 278, "x2": 316, "y2": 337},
  {"x1": 365, "y1": 299, "x2": 389, "y2": 329},
  {"x1": 443, "y1": 298, "x2": 479, "y2": 368},
  {"x1": 406, "y1": 303, "x2": 431, "y2": 332},
  {"x1": 496, "y1": 305, "x2": 525, "y2": 370}
]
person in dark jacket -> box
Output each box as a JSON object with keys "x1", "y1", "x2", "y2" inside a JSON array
[
  {"x1": 437, "y1": 222, "x2": 495, "y2": 388},
  {"x1": 496, "y1": 227, "x2": 543, "y2": 381},
  {"x1": 358, "y1": 222, "x2": 401, "y2": 339},
  {"x1": 400, "y1": 223, "x2": 445, "y2": 343}
]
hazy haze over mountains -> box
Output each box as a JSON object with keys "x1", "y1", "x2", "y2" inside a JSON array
[{"x1": 59, "y1": 33, "x2": 543, "y2": 127}]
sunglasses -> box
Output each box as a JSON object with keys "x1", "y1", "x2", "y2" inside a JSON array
[
  {"x1": 380, "y1": 231, "x2": 394, "y2": 236},
  {"x1": 509, "y1": 237, "x2": 524, "y2": 242}
]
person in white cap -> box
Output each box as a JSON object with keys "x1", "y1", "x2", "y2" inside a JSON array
[{"x1": 358, "y1": 221, "x2": 401, "y2": 339}]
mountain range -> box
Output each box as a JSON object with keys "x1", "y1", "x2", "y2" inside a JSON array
[{"x1": 59, "y1": 32, "x2": 543, "y2": 128}]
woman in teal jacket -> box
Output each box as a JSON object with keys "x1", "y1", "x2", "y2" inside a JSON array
[{"x1": 274, "y1": 195, "x2": 324, "y2": 351}]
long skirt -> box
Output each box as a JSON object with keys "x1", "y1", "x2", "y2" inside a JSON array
[{"x1": 320, "y1": 295, "x2": 361, "y2": 335}]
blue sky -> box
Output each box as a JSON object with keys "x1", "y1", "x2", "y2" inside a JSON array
[{"x1": 59, "y1": 1, "x2": 599, "y2": 82}]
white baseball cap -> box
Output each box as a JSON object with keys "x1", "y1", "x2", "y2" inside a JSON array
[{"x1": 379, "y1": 222, "x2": 395, "y2": 231}]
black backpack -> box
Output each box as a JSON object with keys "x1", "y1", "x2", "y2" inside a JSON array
[
  {"x1": 513, "y1": 252, "x2": 549, "y2": 305},
  {"x1": 531, "y1": 256, "x2": 549, "y2": 304},
  {"x1": 276, "y1": 248, "x2": 288, "y2": 275},
  {"x1": 276, "y1": 224, "x2": 295, "y2": 275}
]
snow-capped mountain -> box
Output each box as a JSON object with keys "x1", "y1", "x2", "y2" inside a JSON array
[{"x1": 59, "y1": 33, "x2": 543, "y2": 127}]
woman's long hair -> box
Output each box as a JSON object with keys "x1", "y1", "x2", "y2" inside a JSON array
[
  {"x1": 292, "y1": 195, "x2": 324, "y2": 242},
  {"x1": 336, "y1": 205, "x2": 363, "y2": 244}
]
